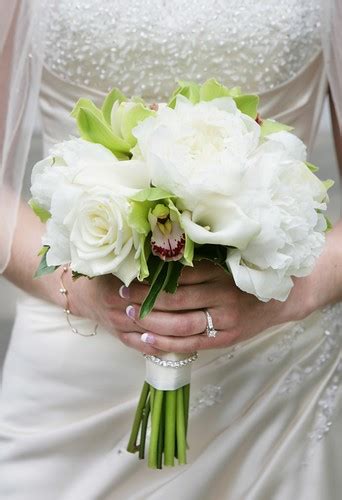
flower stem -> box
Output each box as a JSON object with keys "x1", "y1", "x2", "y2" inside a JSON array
[
  {"x1": 138, "y1": 393, "x2": 151, "y2": 460},
  {"x1": 176, "y1": 387, "x2": 187, "y2": 464},
  {"x1": 183, "y1": 383, "x2": 190, "y2": 447},
  {"x1": 148, "y1": 389, "x2": 164, "y2": 469},
  {"x1": 127, "y1": 381, "x2": 150, "y2": 453},
  {"x1": 157, "y1": 395, "x2": 166, "y2": 469},
  {"x1": 164, "y1": 390, "x2": 176, "y2": 466}
]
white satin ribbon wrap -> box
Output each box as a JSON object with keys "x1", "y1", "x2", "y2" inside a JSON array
[{"x1": 145, "y1": 353, "x2": 192, "y2": 390}]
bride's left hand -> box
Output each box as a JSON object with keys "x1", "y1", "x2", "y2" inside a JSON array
[{"x1": 118, "y1": 260, "x2": 316, "y2": 354}]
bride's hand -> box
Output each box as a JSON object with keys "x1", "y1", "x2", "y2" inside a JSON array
[
  {"x1": 63, "y1": 270, "x2": 163, "y2": 356},
  {"x1": 118, "y1": 223, "x2": 342, "y2": 353},
  {"x1": 117, "y1": 261, "x2": 309, "y2": 353},
  {"x1": 62, "y1": 222, "x2": 342, "y2": 355}
]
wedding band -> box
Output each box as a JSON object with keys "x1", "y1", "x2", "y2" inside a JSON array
[{"x1": 204, "y1": 309, "x2": 218, "y2": 338}]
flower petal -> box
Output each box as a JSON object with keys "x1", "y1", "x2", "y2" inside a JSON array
[{"x1": 181, "y1": 197, "x2": 260, "y2": 249}]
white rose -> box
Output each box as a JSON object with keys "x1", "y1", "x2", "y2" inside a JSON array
[
  {"x1": 226, "y1": 139, "x2": 328, "y2": 302},
  {"x1": 64, "y1": 187, "x2": 139, "y2": 285},
  {"x1": 31, "y1": 138, "x2": 149, "y2": 269}
]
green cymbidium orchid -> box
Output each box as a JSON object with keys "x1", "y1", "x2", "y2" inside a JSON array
[
  {"x1": 168, "y1": 78, "x2": 260, "y2": 119},
  {"x1": 128, "y1": 188, "x2": 194, "y2": 281},
  {"x1": 71, "y1": 89, "x2": 154, "y2": 160}
]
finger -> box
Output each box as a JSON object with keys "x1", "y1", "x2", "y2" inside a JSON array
[
  {"x1": 106, "y1": 309, "x2": 145, "y2": 333},
  {"x1": 120, "y1": 282, "x2": 220, "y2": 311},
  {"x1": 125, "y1": 305, "x2": 208, "y2": 336},
  {"x1": 178, "y1": 261, "x2": 224, "y2": 285},
  {"x1": 138, "y1": 330, "x2": 237, "y2": 353},
  {"x1": 118, "y1": 331, "x2": 166, "y2": 356}
]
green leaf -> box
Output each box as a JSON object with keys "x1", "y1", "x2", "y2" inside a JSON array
[
  {"x1": 121, "y1": 103, "x2": 155, "y2": 147},
  {"x1": 163, "y1": 261, "x2": 184, "y2": 293},
  {"x1": 139, "y1": 261, "x2": 167, "y2": 318},
  {"x1": 305, "y1": 161, "x2": 319, "y2": 173},
  {"x1": 324, "y1": 215, "x2": 333, "y2": 232},
  {"x1": 226, "y1": 86, "x2": 242, "y2": 97},
  {"x1": 130, "y1": 187, "x2": 174, "y2": 202},
  {"x1": 182, "y1": 235, "x2": 194, "y2": 266},
  {"x1": 29, "y1": 199, "x2": 51, "y2": 223},
  {"x1": 323, "y1": 179, "x2": 334, "y2": 191},
  {"x1": 199, "y1": 78, "x2": 232, "y2": 101},
  {"x1": 37, "y1": 245, "x2": 49, "y2": 257},
  {"x1": 194, "y1": 244, "x2": 229, "y2": 272},
  {"x1": 138, "y1": 236, "x2": 151, "y2": 281},
  {"x1": 71, "y1": 98, "x2": 104, "y2": 122},
  {"x1": 233, "y1": 95, "x2": 259, "y2": 119},
  {"x1": 168, "y1": 81, "x2": 201, "y2": 108},
  {"x1": 76, "y1": 107, "x2": 131, "y2": 157},
  {"x1": 131, "y1": 95, "x2": 146, "y2": 105},
  {"x1": 128, "y1": 200, "x2": 153, "y2": 235},
  {"x1": 260, "y1": 118, "x2": 293, "y2": 138},
  {"x1": 101, "y1": 88, "x2": 127, "y2": 124},
  {"x1": 146, "y1": 254, "x2": 164, "y2": 285},
  {"x1": 71, "y1": 271, "x2": 89, "y2": 281},
  {"x1": 34, "y1": 248, "x2": 59, "y2": 278}
]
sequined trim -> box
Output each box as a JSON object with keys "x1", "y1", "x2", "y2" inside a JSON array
[{"x1": 44, "y1": 0, "x2": 321, "y2": 99}]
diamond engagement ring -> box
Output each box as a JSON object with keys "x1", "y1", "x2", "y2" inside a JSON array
[{"x1": 204, "y1": 309, "x2": 218, "y2": 338}]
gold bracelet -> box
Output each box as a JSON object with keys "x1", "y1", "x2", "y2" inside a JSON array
[{"x1": 60, "y1": 266, "x2": 98, "y2": 337}]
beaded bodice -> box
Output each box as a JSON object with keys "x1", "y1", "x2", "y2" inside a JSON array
[{"x1": 44, "y1": 0, "x2": 322, "y2": 100}]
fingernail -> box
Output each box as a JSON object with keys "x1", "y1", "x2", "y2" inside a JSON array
[
  {"x1": 126, "y1": 305, "x2": 136, "y2": 320},
  {"x1": 119, "y1": 285, "x2": 130, "y2": 299},
  {"x1": 141, "y1": 332, "x2": 155, "y2": 344}
]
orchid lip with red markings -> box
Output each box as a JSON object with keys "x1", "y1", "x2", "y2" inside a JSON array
[{"x1": 151, "y1": 220, "x2": 185, "y2": 261}]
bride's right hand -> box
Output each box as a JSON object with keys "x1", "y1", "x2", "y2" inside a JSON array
[{"x1": 63, "y1": 269, "x2": 162, "y2": 356}]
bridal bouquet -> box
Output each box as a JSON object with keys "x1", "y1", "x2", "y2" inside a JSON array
[{"x1": 30, "y1": 79, "x2": 332, "y2": 469}]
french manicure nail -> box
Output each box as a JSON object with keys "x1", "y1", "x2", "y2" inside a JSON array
[
  {"x1": 119, "y1": 285, "x2": 130, "y2": 299},
  {"x1": 141, "y1": 332, "x2": 155, "y2": 344},
  {"x1": 126, "y1": 305, "x2": 136, "y2": 320}
]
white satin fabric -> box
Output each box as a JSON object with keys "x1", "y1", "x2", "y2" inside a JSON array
[
  {"x1": 1, "y1": 295, "x2": 341, "y2": 499},
  {"x1": 1, "y1": 1, "x2": 342, "y2": 498}
]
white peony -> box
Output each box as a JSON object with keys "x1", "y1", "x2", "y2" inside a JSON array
[
  {"x1": 133, "y1": 95, "x2": 261, "y2": 249},
  {"x1": 31, "y1": 138, "x2": 149, "y2": 210},
  {"x1": 226, "y1": 135, "x2": 328, "y2": 302},
  {"x1": 134, "y1": 95, "x2": 260, "y2": 203}
]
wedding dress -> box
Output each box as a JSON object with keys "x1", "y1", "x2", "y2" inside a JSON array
[{"x1": 0, "y1": 1, "x2": 341, "y2": 499}]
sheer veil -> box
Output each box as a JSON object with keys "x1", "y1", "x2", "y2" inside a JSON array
[
  {"x1": 0, "y1": 0, "x2": 341, "y2": 273},
  {"x1": 0, "y1": 0, "x2": 48, "y2": 272}
]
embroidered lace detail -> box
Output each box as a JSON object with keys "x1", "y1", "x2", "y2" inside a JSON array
[
  {"x1": 214, "y1": 345, "x2": 240, "y2": 365},
  {"x1": 278, "y1": 331, "x2": 339, "y2": 395},
  {"x1": 277, "y1": 304, "x2": 342, "y2": 395},
  {"x1": 190, "y1": 384, "x2": 223, "y2": 415},
  {"x1": 269, "y1": 304, "x2": 341, "y2": 462},
  {"x1": 267, "y1": 323, "x2": 305, "y2": 363},
  {"x1": 302, "y1": 359, "x2": 342, "y2": 465},
  {"x1": 308, "y1": 361, "x2": 341, "y2": 441}
]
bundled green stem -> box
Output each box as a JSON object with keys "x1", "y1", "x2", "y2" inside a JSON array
[{"x1": 127, "y1": 382, "x2": 191, "y2": 469}]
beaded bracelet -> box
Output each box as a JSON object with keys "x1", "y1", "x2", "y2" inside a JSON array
[
  {"x1": 143, "y1": 352, "x2": 198, "y2": 368},
  {"x1": 59, "y1": 266, "x2": 98, "y2": 337}
]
